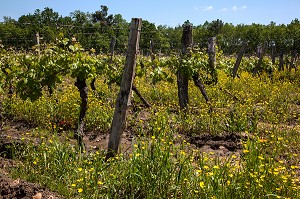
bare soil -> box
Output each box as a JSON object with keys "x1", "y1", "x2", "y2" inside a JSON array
[
  {"x1": 0, "y1": 122, "x2": 65, "y2": 199},
  {"x1": 0, "y1": 173, "x2": 63, "y2": 199},
  {"x1": 0, "y1": 119, "x2": 247, "y2": 199},
  {"x1": 0, "y1": 120, "x2": 136, "y2": 199}
]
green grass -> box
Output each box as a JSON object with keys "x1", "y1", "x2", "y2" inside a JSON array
[{"x1": 3, "y1": 69, "x2": 300, "y2": 198}]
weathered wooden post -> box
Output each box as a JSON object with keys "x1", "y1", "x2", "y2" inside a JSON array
[
  {"x1": 295, "y1": 51, "x2": 299, "y2": 70},
  {"x1": 106, "y1": 18, "x2": 142, "y2": 159},
  {"x1": 150, "y1": 39, "x2": 156, "y2": 68},
  {"x1": 177, "y1": 24, "x2": 192, "y2": 111},
  {"x1": 232, "y1": 42, "x2": 247, "y2": 78},
  {"x1": 270, "y1": 41, "x2": 276, "y2": 65},
  {"x1": 35, "y1": 33, "x2": 41, "y2": 59},
  {"x1": 279, "y1": 49, "x2": 284, "y2": 71},
  {"x1": 109, "y1": 36, "x2": 116, "y2": 59},
  {"x1": 289, "y1": 49, "x2": 297, "y2": 71},
  {"x1": 253, "y1": 42, "x2": 266, "y2": 75},
  {"x1": 208, "y1": 37, "x2": 217, "y2": 83},
  {"x1": 132, "y1": 85, "x2": 151, "y2": 108}
]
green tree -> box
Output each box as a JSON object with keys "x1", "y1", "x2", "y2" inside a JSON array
[
  {"x1": 287, "y1": 18, "x2": 300, "y2": 52},
  {"x1": 140, "y1": 20, "x2": 160, "y2": 55},
  {"x1": 111, "y1": 14, "x2": 129, "y2": 53},
  {"x1": 156, "y1": 25, "x2": 172, "y2": 54},
  {"x1": 207, "y1": 19, "x2": 224, "y2": 37}
]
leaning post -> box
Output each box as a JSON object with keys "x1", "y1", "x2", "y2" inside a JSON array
[
  {"x1": 106, "y1": 18, "x2": 142, "y2": 159},
  {"x1": 232, "y1": 42, "x2": 247, "y2": 78}
]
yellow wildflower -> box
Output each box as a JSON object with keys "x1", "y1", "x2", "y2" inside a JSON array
[{"x1": 199, "y1": 181, "x2": 205, "y2": 189}]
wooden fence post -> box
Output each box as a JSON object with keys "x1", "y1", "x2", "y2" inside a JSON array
[
  {"x1": 253, "y1": 42, "x2": 266, "y2": 75},
  {"x1": 177, "y1": 24, "x2": 192, "y2": 111},
  {"x1": 289, "y1": 49, "x2": 297, "y2": 71},
  {"x1": 271, "y1": 41, "x2": 276, "y2": 65},
  {"x1": 232, "y1": 42, "x2": 247, "y2": 78},
  {"x1": 109, "y1": 36, "x2": 116, "y2": 57},
  {"x1": 106, "y1": 18, "x2": 142, "y2": 159},
  {"x1": 150, "y1": 39, "x2": 156, "y2": 68},
  {"x1": 279, "y1": 49, "x2": 284, "y2": 71},
  {"x1": 132, "y1": 85, "x2": 151, "y2": 108},
  {"x1": 208, "y1": 37, "x2": 217, "y2": 83},
  {"x1": 295, "y1": 51, "x2": 299, "y2": 70},
  {"x1": 35, "y1": 33, "x2": 40, "y2": 59}
]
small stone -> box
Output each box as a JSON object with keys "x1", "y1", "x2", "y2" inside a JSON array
[
  {"x1": 11, "y1": 179, "x2": 20, "y2": 186},
  {"x1": 32, "y1": 192, "x2": 42, "y2": 199}
]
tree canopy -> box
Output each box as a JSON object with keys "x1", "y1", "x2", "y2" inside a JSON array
[{"x1": 0, "y1": 6, "x2": 299, "y2": 55}]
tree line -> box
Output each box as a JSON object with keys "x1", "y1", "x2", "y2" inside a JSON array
[{"x1": 0, "y1": 6, "x2": 299, "y2": 56}]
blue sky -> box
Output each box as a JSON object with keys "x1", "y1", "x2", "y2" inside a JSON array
[{"x1": 0, "y1": 0, "x2": 299, "y2": 26}]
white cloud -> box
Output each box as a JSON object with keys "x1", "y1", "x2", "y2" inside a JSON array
[
  {"x1": 232, "y1": 5, "x2": 247, "y2": 11},
  {"x1": 203, "y1": 6, "x2": 213, "y2": 11},
  {"x1": 219, "y1": 7, "x2": 228, "y2": 12},
  {"x1": 196, "y1": 5, "x2": 246, "y2": 12}
]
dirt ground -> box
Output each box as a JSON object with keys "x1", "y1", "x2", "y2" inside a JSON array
[
  {"x1": 0, "y1": 120, "x2": 138, "y2": 199},
  {"x1": 0, "y1": 121, "x2": 64, "y2": 199},
  {"x1": 0, "y1": 172, "x2": 63, "y2": 199},
  {"x1": 0, "y1": 119, "x2": 247, "y2": 199}
]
